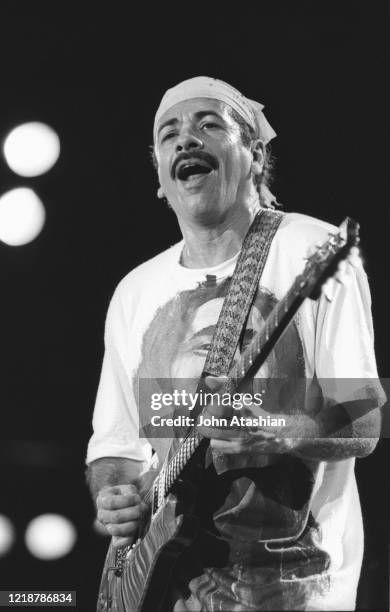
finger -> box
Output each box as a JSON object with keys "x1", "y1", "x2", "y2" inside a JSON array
[
  {"x1": 98, "y1": 504, "x2": 143, "y2": 525},
  {"x1": 94, "y1": 518, "x2": 110, "y2": 536},
  {"x1": 347, "y1": 246, "x2": 361, "y2": 268},
  {"x1": 106, "y1": 521, "x2": 139, "y2": 537},
  {"x1": 98, "y1": 492, "x2": 141, "y2": 511},
  {"x1": 201, "y1": 402, "x2": 233, "y2": 419},
  {"x1": 305, "y1": 243, "x2": 317, "y2": 258},
  {"x1": 334, "y1": 260, "x2": 348, "y2": 283},
  {"x1": 210, "y1": 439, "x2": 244, "y2": 454},
  {"x1": 321, "y1": 278, "x2": 334, "y2": 301},
  {"x1": 249, "y1": 429, "x2": 276, "y2": 440},
  {"x1": 211, "y1": 437, "x2": 280, "y2": 455},
  {"x1": 197, "y1": 424, "x2": 237, "y2": 440},
  {"x1": 112, "y1": 535, "x2": 134, "y2": 549},
  {"x1": 101, "y1": 484, "x2": 138, "y2": 496}
]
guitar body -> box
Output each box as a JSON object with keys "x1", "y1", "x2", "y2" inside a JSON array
[
  {"x1": 97, "y1": 494, "x2": 200, "y2": 612},
  {"x1": 95, "y1": 218, "x2": 360, "y2": 611}
]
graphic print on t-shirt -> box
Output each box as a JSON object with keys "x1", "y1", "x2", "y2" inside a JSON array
[
  {"x1": 133, "y1": 276, "x2": 331, "y2": 608},
  {"x1": 135, "y1": 275, "x2": 305, "y2": 392}
]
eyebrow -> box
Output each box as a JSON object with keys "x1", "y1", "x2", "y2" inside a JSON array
[
  {"x1": 183, "y1": 325, "x2": 216, "y2": 345},
  {"x1": 191, "y1": 325, "x2": 216, "y2": 339},
  {"x1": 157, "y1": 110, "x2": 225, "y2": 137}
]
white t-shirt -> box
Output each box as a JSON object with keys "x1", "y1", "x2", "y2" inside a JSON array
[{"x1": 87, "y1": 212, "x2": 383, "y2": 611}]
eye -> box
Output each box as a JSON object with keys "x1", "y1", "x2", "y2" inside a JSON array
[
  {"x1": 201, "y1": 122, "x2": 218, "y2": 130},
  {"x1": 193, "y1": 343, "x2": 210, "y2": 356},
  {"x1": 161, "y1": 131, "x2": 176, "y2": 143}
]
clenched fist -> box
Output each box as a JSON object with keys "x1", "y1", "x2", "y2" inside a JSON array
[{"x1": 96, "y1": 484, "x2": 148, "y2": 548}]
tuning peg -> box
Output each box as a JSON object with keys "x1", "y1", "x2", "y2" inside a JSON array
[
  {"x1": 347, "y1": 246, "x2": 362, "y2": 269},
  {"x1": 338, "y1": 219, "x2": 348, "y2": 239}
]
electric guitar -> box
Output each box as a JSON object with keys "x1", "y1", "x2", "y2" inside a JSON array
[{"x1": 97, "y1": 217, "x2": 360, "y2": 612}]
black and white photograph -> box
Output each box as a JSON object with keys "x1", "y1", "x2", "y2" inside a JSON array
[{"x1": 0, "y1": 3, "x2": 388, "y2": 611}]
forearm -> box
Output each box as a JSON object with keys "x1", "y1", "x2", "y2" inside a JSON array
[
  {"x1": 226, "y1": 396, "x2": 382, "y2": 462},
  {"x1": 273, "y1": 402, "x2": 381, "y2": 461},
  {"x1": 291, "y1": 436, "x2": 378, "y2": 461},
  {"x1": 202, "y1": 395, "x2": 382, "y2": 461},
  {"x1": 86, "y1": 457, "x2": 145, "y2": 504}
]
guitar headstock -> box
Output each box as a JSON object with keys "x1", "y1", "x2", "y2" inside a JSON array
[{"x1": 300, "y1": 217, "x2": 360, "y2": 301}]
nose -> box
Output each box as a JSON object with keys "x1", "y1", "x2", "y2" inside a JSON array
[{"x1": 175, "y1": 131, "x2": 204, "y2": 153}]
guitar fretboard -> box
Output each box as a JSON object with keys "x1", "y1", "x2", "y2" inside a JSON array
[
  {"x1": 145, "y1": 223, "x2": 355, "y2": 512},
  {"x1": 148, "y1": 272, "x2": 308, "y2": 511}
]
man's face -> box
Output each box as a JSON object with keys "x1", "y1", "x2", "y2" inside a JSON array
[
  {"x1": 170, "y1": 297, "x2": 271, "y2": 384},
  {"x1": 154, "y1": 98, "x2": 254, "y2": 225}
]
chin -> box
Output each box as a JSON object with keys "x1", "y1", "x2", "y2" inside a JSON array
[{"x1": 184, "y1": 194, "x2": 227, "y2": 223}]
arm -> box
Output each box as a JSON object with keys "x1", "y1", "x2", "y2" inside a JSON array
[
  {"x1": 199, "y1": 258, "x2": 386, "y2": 462},
  {"x1": 286, "y1": 399, "x2": 382, "y2": 461},
  {"x1": 198, "y1": 380, "x2": 382, "y2": 461},
  {"x1": 86, "y1": 456, "x2": 144, "y2": 503},
  {"x1": 86, "y1": 287, "x2": 153, "y2": 547},
  {"x1": 86, "y1": 457, "x2": 148, "y2": 548}
]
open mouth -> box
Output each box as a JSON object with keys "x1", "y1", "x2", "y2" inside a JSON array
[{"x1": 176, "y1": 161, "x2": 214, "y2": 181}]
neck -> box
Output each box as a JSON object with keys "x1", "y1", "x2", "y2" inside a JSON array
[{"x1": 179, "y1": 197, "x2": 261, "y2": 269}]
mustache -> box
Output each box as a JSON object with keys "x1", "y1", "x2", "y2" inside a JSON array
[{"x1": 171, "y1": 151, "x2": 219, "y2": 178}]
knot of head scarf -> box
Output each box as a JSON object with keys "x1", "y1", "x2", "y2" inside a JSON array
[{"x1": 153, "y1": 76, "x2": 276, "y2": 145}]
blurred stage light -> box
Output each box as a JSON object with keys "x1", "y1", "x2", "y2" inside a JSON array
[
  {"x1": 0, "y1": 187, "x2": 45, "y2": 246},
  {"x1": 0, "y1": 515, "x2": 16, "y2": 556},
  {"x1": 25, "y1": 514, "x2": 77, "y2": 560},
  {"x1": 3, "y1": 122, "x2": 60, "y2": 177}
]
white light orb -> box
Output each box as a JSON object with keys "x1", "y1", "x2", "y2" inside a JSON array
[
  {"x1": 3, "y1": 122, "x2": 60, "y2": 177},
  {"x1": 0, "y1": 515, "x2": 16, "y2": 556},
  {"x1": 25, "y1": 514, "x2": 77, "y2": 560},
  {"x1": 0, "y1": 188, "x2": 46, "y2": 246}
]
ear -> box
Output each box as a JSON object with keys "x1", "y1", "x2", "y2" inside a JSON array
[
  {"x1": 250, "y1": 139, "x2": 265, "y2": 176},
  {"x1": 157, "y1": 186, "x2": 165, "y2": 199}
]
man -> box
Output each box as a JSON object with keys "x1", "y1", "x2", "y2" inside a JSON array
[{"x1": 86, "y1": 77, "x2": 384, "y2": 610}]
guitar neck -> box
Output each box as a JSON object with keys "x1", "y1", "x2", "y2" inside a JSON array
[
  {"x1": 145, "y1": 274, "x2": 306, "y2": 511},
  {"x1": 229, "y1": 274, "x2": 306, "y2": 387},
  {"x1": 145, "y1": 217, "x2": 358, "y2": 510}
]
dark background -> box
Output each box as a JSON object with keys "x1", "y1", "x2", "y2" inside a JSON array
[{"x1": 0, "y1": 2, "x2": 388, "y2": 611}]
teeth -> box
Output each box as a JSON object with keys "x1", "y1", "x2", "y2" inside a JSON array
[
  {"x1": 177, "y1": 161, "x2": 212, "y2": 181},
  {"x1": 183, "y1": 163, "x2": 204, "y2": 170}
]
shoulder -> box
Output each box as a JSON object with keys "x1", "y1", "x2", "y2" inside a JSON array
[
  {"x1": 103, "y1": 241, "x2": 183, "y2": 334},
  {"x1": 112, "y1": 241, "x2": 183, "y2": 302},
  {"x1": 273, "y1": 212, "x2": 338, "y2": 259},
  {"x1": 278, "y1": 211, "x2": 337, "y2": 241}
]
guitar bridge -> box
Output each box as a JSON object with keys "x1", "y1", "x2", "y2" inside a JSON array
[
  {"x1": 108, "y1": 545, "x2": 131, "y2": 577},
  {"x1": 108, "y1": 564, "x2": 122, "y2": 578}
]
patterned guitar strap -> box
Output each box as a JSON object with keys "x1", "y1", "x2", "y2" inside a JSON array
[
  {"x1": 202, "y1": 208, "x2": 284, "y2": 379},
  {"x1": 167, "y1": 208, "x2": 284, "y2": 461}
]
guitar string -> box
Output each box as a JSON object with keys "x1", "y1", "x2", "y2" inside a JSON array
[
  {"x1": 141, "y1": 279, "x2": 300, "y2": 507},
  {"x1": 141, "y1": 233, "x2": 351, "y2": 509},
  {"x1": 141, "y1": 286, "x2": 291, "y2": 507},
  {"x1": 141, "y1": 276, "x2": 303, "y2": 507}
]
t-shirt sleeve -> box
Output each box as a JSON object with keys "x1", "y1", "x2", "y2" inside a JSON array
[
  {"x1": 314, "y1": 261, "x2": 386, "y2": 408},
  {"x1": 86, "y1": 287, "x2": 152, "y2": 466}
]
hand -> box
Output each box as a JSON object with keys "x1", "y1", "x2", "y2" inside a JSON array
[
  {"x1": 96, "y1": 484, "x2": 147, "y2": 548},
  {"x1": 197, "y1": 376, "x2": 295, "y2": 455},
  {"x1": 312, "y1": 240, "x2": 362, "y2": 301},
  {"x1": 331, "y1": 245, "x2": 361, "y2": 285}
]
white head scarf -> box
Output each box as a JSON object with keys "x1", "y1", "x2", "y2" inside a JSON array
[{"x1": 153, "y1": 76, "x2": 276, "y2": 144}]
